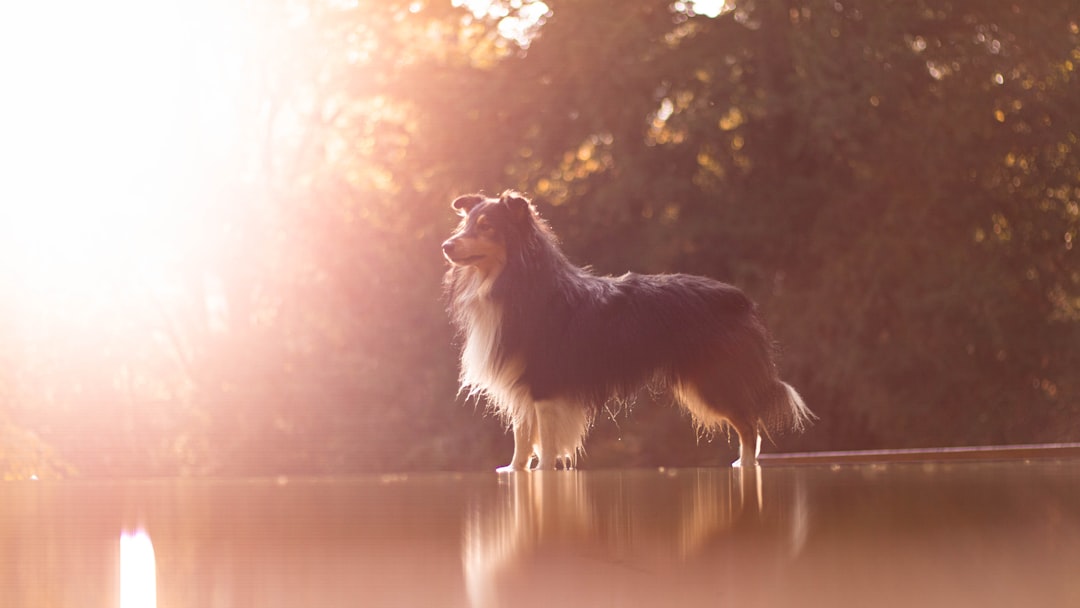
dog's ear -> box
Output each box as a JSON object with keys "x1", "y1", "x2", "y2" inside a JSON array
[
  {"x1": 451, "y1": 194, "x2": 485, "y2": 216},
  {"x1": 500, "y1": 191, "x2": 532, "y2": 223}
]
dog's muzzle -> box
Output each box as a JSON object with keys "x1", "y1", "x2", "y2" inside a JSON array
[
  {"x1": 442, "y1": 238, "x2": 468, "y2": 264},
  {"x1": 441, "y1": 239, "x2": 458, "y2": 260},
  {"x1": 442, "y1": 238, "x2": 484, "y2": 265}
]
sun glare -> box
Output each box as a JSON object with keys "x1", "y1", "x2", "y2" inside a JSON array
[
  {"x1": 119, "y1": 528, "x2": 157, "y2": 608},
  {"x1": 1, "y1": 1, "x2": 252, "y2": 314}
]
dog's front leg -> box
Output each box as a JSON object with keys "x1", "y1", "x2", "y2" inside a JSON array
[
  {"x1": 534, "y1": 398, "x2": 590, "y2": 470},
  {"x1": 496, "y1": 412, "x2": 536, "y2": 472},
  {"x1": 533, "y1": 400, "x2": 562, "y2": 470}
]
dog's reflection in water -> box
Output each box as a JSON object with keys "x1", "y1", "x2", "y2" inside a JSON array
[{"x1": 462, "y1": 468, "x2": 807, "y2": 608}]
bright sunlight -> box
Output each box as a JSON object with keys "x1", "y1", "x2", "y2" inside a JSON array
[{"x1": 1, "y1": 1, "x2": 253, "y2": 315}]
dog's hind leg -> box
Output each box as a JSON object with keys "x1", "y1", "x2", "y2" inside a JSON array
[
  {"x1": 675, "y1": 380, "x2": 760, "y2": 468},
  {"x1": 731, "y1": 423, "x2": 761, "y2": 468}
]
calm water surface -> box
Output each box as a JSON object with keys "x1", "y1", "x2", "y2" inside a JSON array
[{"x1": 3, "y1": 461, "x2": 1079, "y2": 607}]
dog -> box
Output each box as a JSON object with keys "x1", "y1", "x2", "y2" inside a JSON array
[{"x1": 442, "y1": 191, "x2": 814, "y2": 470}]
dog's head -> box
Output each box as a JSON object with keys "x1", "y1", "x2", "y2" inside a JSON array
[{"x1": 442, "y1": 191, "x2": 533, "y2": 274}]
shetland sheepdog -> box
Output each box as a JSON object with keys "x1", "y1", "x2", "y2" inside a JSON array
[{"x1": 443, "y1": 191, "x2": 814, "y2": 471}]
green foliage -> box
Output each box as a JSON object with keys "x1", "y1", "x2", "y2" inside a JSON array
[{"x1": 2, "y1": 0, "x2": 1078, "y2": 475}]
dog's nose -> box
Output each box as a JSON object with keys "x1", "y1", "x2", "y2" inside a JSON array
[{"x1": 442, "y1": 240, "x2": 456, "y2": 256}]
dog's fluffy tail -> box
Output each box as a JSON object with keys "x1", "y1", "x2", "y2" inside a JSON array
[
  {"x1": 761, "y1": 381, "x2": 816, "y2": 437},
  {"x1": 782, "y1": 382, "x2": 816, "y2": 432}
]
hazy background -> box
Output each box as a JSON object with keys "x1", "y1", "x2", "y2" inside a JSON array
[{"x1": 1, "y1": 0, "x2": 1077, "y2": 477}]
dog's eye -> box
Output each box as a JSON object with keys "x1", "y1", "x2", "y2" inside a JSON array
[{"x1": 475, "y1": 216, "x2": 494, "y2": 232}]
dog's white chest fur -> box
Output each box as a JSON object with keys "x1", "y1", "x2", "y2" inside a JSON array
[
  {"x1": 459, "y1": 286, "x2": 502, "y2": 392},
  {"x1": 455, "y1": 273, "x2": 528, "y2": 421}
]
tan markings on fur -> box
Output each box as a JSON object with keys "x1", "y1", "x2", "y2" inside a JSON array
[
  {"x1": 675, "y1": 382, "x2": 761, "y2": 467},
  {"x1": 673, "y1": 381, "x2": 732, "y2": 439}
]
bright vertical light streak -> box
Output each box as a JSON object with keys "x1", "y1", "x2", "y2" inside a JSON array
[{"x1": 120, "y1": 529, "x2": 157, "y2": 608}]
